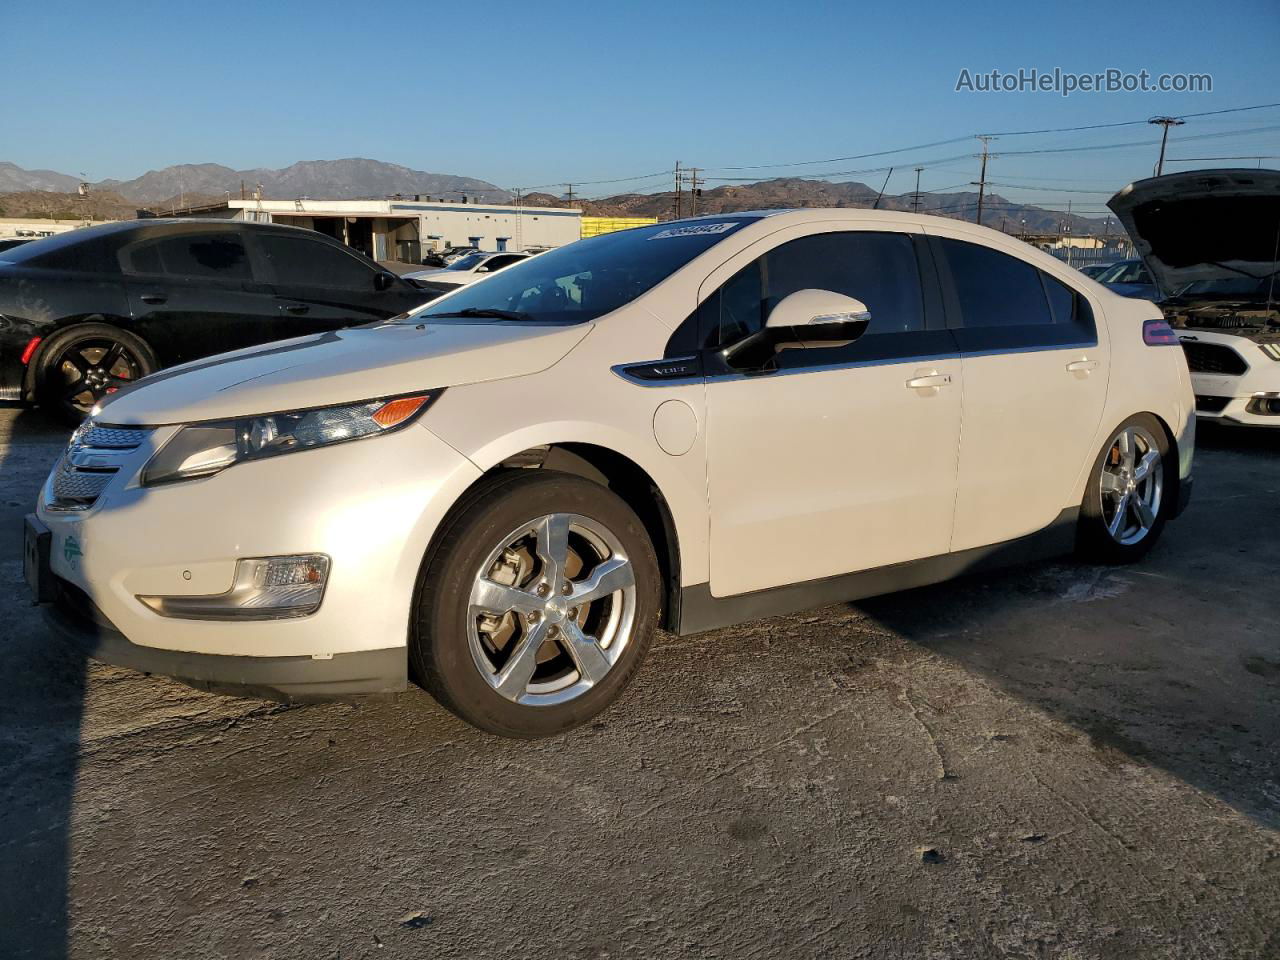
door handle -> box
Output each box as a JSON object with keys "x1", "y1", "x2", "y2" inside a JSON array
[
  {"x1": 1066, "y1": 359, "x2": 1099, "y2": 373},
  {"x1": 280, "y1": 303, "x2": 310, "y2": 315},
  {"x1": 140, "y1": 293, "x2": 167, "y2": 304},
  {"x1": 905, "y1": 374, "x2": 952, "y2": 389}
]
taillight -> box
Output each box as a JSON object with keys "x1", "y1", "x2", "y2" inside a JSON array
[
  {"x1": 1143, "y1": 319, "x2": 1179, "y2": 346},
  {"x1": 20, "y1": 336, "x2": 42, "y2": 365}
]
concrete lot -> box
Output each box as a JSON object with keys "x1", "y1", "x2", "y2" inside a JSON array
[{"x1": 1, "y1": 405, "x2": 1277, "y2": 960}]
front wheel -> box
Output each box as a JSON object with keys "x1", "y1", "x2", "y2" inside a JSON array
[
  {"x1": 411, "y1": 471, "x2": 661, "y2": 738},
  {"x1": 1077, "y1": 415, "x2": 1172, "y2": 563}
]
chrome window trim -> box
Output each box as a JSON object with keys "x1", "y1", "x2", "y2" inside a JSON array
[{"x1": 612, "y1": 339, "x2": 1098, "y2": 387}]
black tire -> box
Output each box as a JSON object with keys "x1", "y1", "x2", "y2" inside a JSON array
[
  {"x1": 1077, "y1": 413, "x2": 1174, "y2": 564},
  {"x1": 34, "y1": 323, "x2": 156, "y2": 424},
  {"x1": 411, "y1": 470, "x2": 661, "y2": 738}
]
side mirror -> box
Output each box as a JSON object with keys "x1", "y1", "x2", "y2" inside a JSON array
[
  {"x1": 765, "y1": 288, "x2": 871, "y2": 329},
  {"x1": 374, "y1": 271, "x2": 397, "y2": 291},
  {"x1": 722, "y1": 288, "x2": 871, "y2": 370}
]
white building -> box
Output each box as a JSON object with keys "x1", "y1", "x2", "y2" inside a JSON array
[
  {"x1": 0, "y1": 217, "x2": 103, "y2": 239},
  {"x1": 166, "y1": 197, "x2": 582, "y2": 263}
]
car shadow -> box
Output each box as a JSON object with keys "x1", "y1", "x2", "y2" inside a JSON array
[
  {"x1": 854, "y1": 425, "x2": 1280, "y2": 829},
  {"x1": 0, "y1": 403, "x2": 84, "y2": 959}
]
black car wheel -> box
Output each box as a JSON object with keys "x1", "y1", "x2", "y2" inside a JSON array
[{"x1": 35, "y1": 324, "x2": 155, "y2": 423}]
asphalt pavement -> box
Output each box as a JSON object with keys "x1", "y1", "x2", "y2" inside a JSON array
[{"x1": 1, "y1": 405, "x2": 1277, "y2": 960}]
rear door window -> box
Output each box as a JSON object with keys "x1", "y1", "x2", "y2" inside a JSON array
[
  {"x1": 932, "y1": 237, "x2": 1096, "y2": 350},
  {"x1": 257, "y1": 234, "x2": 377, "y2": 289}
]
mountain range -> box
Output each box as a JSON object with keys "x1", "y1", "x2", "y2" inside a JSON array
[
  {"x1": 0, "y1": 161, "x2": 1114, "y2": 235},
  {"x1": 524, "y1": 177, "x2": 1113, "y2": 236},
  {"x1": 0, "y1": 158, "x2": 509, "y2": 204}
]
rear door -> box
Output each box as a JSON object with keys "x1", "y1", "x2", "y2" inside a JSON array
[
  {"x1": 119, "y1": 225, "x2": 281, "y2": 364},
  {"x1": 251, "y1": 232, "x2": 426, "y2": 334},
  {"x1": 926, "y1": 233, "x2": 1109, "y2": 551}
]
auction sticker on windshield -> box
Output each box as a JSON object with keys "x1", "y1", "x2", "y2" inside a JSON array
[{"x1": 647, "y1": 223, "x2": 740, "y2": 240}]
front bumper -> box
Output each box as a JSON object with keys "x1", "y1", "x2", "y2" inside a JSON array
[
  {"x1": 33, "y1": 418, "x2": 483, "y2": 685},
  {"x1": 43, "y1": 574, "x2": 406, "y2": 700},
  {"x1": 1190, "y1": 371, "x2": 1280, "y2": 428}
]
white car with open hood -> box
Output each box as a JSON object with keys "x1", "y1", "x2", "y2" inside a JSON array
[
  {"x1": 26, "y1": 210, "x2": 1195, "y2": 737},
  {"x1": 1108, "y1": 168, "x2": 1280, "y2": 427}
]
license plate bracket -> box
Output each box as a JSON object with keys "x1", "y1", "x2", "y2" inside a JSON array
[{"x1": 24, "y1": 514, "x2": 53, "y2": 604}]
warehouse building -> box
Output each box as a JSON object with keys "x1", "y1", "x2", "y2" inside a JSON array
[{"x1": 164, "y1": 197, "x2": 582, "y2": 263}]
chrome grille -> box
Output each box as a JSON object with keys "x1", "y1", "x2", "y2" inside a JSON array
[
  {"x1": 80, "y1": 425, "x2": 148, "y2": 449},
  {"x1": 48, "y1": 422, "x2": 148, "y2": 512}
]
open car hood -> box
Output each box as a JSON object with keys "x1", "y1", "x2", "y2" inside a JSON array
[
  {"x1": 1107, "y1": 168, "x2": 1280, "y2": 295},
  {"x1": 95, "y1": 320, "x2": 591, "y2": 426}
]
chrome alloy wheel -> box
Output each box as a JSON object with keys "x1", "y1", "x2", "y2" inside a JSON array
[
  {"x1": 467, "y1": 513, "x2": 637, "y2": 706},
  {"x1": 1099, "y1": 425, "x2": 1164, "y2": 546}
]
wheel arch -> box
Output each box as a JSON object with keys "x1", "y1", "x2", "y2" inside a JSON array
[{"x1": 423, "y1": 442, "x2": 684, "y2": 631}]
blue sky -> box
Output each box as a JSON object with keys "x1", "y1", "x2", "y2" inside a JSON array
[{"x1": 3, "y1": 0, "x2": 1278, "y2": 215}]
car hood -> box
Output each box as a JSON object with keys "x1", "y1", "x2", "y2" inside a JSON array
[
  {"x1": 94, "y1": 320, "x2": 592, "y2": 426},
  {"x1": 1107, "y1": 168, "x2": 1280, "y2": 293}
]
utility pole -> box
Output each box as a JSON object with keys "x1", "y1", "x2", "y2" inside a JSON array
[
  {"x1": 514, "y1": 187, "x2": 523, "y2": 251},
  {"x1": 972, "y1": 135, "x2": 995, "y2": 226},
  {"x1": 911, "y1": 166, "x2": 923, "y2": 213},
  {"x1": 1148, "y1": 116, "x2": 1184, "y2": 177},
  {"x1": 564, "y1": 184, "x2": 575, "y2": 205},
  {"x1": 872, "y1": 167, "x2": 894, "y2": 209},
  {"x1": 687, "y1": 167, "x2": 702, "y2": 216},
  {"x1": 673, "y1": 161, "x2": 683, "y2": 220}
]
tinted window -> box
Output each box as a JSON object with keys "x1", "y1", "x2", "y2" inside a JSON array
[
  {"x1": 416, "y1": 218, "x2": 757, "y2": 325},
  {"x1": 711, "y1": 231, "x2": 926, "y2": 346},
  {"x1": 120, "y1": 232, "x2": 252, "y2": 281},
  {"x1": 258, "y1": 235, "x2": 375, "y2": 288},
  {"x1": 484, "y1": 254, "x2": 525, "y2": 271},
  {"x1": 936, "y1": 238, "x2": 1052, "y2": 327},
  {"x1": 2, "y1": 230, "x2": 112, "y2": 272},
  {"x1": 1043, "y1": 273, "x2": 1077, "y2": 325}
]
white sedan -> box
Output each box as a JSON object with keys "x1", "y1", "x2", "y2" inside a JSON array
[
  {"x1": 28, "y1": 209, "x2": 1194, "y2": 737},
  {"x1": 405, "y1": 251, "x2": 533, "y2": 292}
]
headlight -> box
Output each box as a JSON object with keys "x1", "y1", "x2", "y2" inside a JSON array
[{"x1": 142, "y1": 392, "x2": 441, "y2": 486}]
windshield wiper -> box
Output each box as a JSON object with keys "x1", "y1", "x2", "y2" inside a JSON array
[{"x1": 424, "y1": 307, "x2": 534, "y2": 322}]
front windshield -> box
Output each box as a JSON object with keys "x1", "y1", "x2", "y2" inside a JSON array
[
  {"x1": 1176, "y1": 276, "x2": 1269, "y2": 299},
  {"x1": 446, "y1": 253, "x2": 488, "y2": 271},
  {"x1": 411, "y1": 218, "x2": 758, "y2": 324}
]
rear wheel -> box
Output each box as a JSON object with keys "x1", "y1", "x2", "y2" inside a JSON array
[
  {"x1": 34, "y1": 324, "x2": 154, "y2": 424},
  {"x1": 1077, "y1": 415, "x2": 1172, "y2": 563},
  {"x1": 411, "y1": 471, "x2": 661, "y2": 738}
]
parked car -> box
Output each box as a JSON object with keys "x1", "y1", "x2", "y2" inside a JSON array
[
  {"x1": 420, "y1": 245, "x2": 480, "y2": 268},
  {"x1": 1095, "y1": 258, "x2": 1161, "y2": 300},
  {"x1": 0, "y1": 219, "x2": 436, "y2": 421},
  {"x1": 404, "y1": 251, "x2": 533, "y2": 293},
  {"x1": 1109, "y1": 167, "x2": 1280, "y2": 428},
  {"x1": 0, "y1": 237, "x2": 36, "y2": 254},
  {"x1": 26, "y1": 209, "x2": 1193, "y2": 737},
  {"x1": 1077, "y1": 262, "x2": 1115, "y2": 280}
]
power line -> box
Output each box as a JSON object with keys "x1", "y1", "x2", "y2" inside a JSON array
[{"x1": 980, "y1": 101, "x2": 1280, "y2": 137}]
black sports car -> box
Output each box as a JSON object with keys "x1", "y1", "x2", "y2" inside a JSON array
[{"x1": 0, "y1": 219, "x2": 437, "y2": 421}]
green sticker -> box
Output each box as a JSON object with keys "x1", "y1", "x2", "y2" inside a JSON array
[{"x1": 63, "y1": 535, "x2": 83, "y2": 567}]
